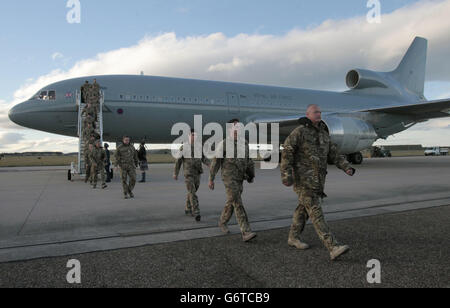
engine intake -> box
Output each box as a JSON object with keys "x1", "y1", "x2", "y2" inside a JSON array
[{"x1": 346, "y1": 69, "x2": 390, "y2": 90}]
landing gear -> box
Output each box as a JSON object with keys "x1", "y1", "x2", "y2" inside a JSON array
[
  {"x1": 263, "y1": 152, "x2": 282, "y2": 163},
  {"x1": 347, "y1": 152, "x2": 363, "y2": 165}
]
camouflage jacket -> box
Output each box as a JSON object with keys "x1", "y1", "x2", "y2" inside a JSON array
[
  {"x1": 83, "y1": 116, "x2": 95, "y2": 128},
  {"x1": 280, "y1": 117, "x2": 353, "y2": 193},
  {"x1": 209, "y1": 138, "x2": 255, "y2": 183},
  {"x1": 174, "y1": 144, "x2": 210, "y2": 177},
  {"x1": 89, "y1": 147, "x2": 106, "y2": 166},
  {"x1": 82, "y1": 105, "x2": 97, "y2": 117},
  {"x1": 83, "y1": 126, "x2": 95, "y2": 140},
  {"x1": 84, "y1": 148, "x2": 93, "y2": 165},
  {"x1": 115, "y1": 144, "x2": 138, "y2": 169}
]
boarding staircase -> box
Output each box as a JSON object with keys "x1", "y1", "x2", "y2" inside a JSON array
[{"x1": 72, "y1": 90, "x2": 104, "y2": 176}]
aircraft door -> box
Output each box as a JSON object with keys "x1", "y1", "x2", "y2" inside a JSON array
[{"x1": 227, "y1": 92, "x2": 240, "y2": 114}]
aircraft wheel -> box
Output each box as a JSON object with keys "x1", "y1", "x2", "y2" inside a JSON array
[{"x1": 349, "y1": 152, "x2": 363, "y2": 165}]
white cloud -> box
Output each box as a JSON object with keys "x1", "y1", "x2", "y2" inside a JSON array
[
  {"x1": 3, "y1": 0, "x2": 450, "y2": 152},
  {"x1": 208, "y1": 57, "x2": 254, "y2": 73},
  {"x1": 51, "y1": 52, "x2": 64, "y2": 61},
  {"x1": 0, "y1": 132, "x2": 25, "y2": 144},
  {"x1": 0, "y1": 134, "x2": 78, "y2": 153}
]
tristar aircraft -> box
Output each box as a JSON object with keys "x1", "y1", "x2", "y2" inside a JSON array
[{"x1": 8, "y1": 37, "x2": 450, "y2": 164}]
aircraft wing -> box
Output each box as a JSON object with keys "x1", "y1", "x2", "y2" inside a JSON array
[{"x1": 361, "y1": 98, "x2": 450, "y2": 120}]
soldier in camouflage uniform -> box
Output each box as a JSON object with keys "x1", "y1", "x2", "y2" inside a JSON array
[
  {"x1": 281, "y1": 104, "x2": 356, "y2": 261},
  {"x1": 83, "y1": 114, "x2": 95, "y2": 131},
  {"x1": 89, "y1": 79, "x2": 100, "y2": 108},
  {"x1": 83, "y1": 124, "x2": 99, "y2": 143},
  {"x1": 84, "y1": 143, "x2": 94, "y2": 184},
  {"x1": 81, "y1": 81, "x2": 89, "y2": 104},
  {"x1": 115, "y1": 136, "x2": 139, "y2": 199},
  {"x1": 209, "y1": 119, "x2": 257, "y2": 242},
  {"x1": 89, "y1": 140, "x2": 107, "y2": 189},
  {"x1": 82, "y1": 103, "x2": 98, "y2": 121},
  {"x1": 173, "y1": 130, "x2": 210, "y2": 222}
]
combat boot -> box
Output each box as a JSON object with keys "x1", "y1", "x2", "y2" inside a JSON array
[
  {"x1": 242, "y1": 232, "x2": 257, "y2": 242},
  {"x1": 219, "y1": 222, "x2": 230, "y2": 234},
  {"x1": 102, "y1": 184, "x2": 107, "y2": 189},
  {"x1": 330, "y1": 245, "x2": 350, "y2": 261},
  {"x1": 288, "y1": 238, "x2": 310, "y2": 250},
  {"x1": 124, "y1": 193, "x2": 129, "y2": 199},
  {"x1": 129, "y1": 191, "x2": 135, "y2": 198}
]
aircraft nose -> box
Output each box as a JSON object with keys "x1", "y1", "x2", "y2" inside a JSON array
[{"x1": 8, "y1": 102, "x2": 30, "y2": 127}]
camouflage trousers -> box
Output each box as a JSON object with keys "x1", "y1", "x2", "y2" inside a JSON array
[
  {"x1": 91, "y1": 163, "x2": 105, "y2": 186},
  {"x1": 185, "y1": 175, "x2": 201, "y2": 215},
  {"x1": 120, "y1": 165, "x2": 136, "y2": 195},
  {"x1": 289, "y1": 189, "x2": 338, "y2": 251},
  {"x1": 220, "y1": 180, "x2": 251, "y2": 234},
  {"x1": 85, "y1": 163, "x2": 92, "y2": 183}
]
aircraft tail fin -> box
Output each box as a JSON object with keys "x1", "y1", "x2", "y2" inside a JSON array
[{"x1": 391, "y1": 37, "x2": 428, "y2": 97}]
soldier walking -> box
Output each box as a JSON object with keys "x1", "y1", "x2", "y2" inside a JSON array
[
  {"x1": 281, "y1": 104, "x2": 356, "y2": 261},
  {"x1": 115, "y1": 136, "x2": 139, "y2": 199},
  {"x1": 90, "y1": 140, "x2": 107, "y2": 189},
  {"x1": 174, "y1": 130, "x2": 210, "y2": 222},
  {"x1": 209, "y1": 119, "x2": 257, "y2": 242},
  {"x1": 84, "y1": 143, "x2": 94, "y2": 184}
]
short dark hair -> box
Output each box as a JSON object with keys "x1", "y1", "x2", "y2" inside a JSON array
[
  {"x1": 190, "y1": 129, "x2": 196, "y2": 134},
  {"x1": 228, "y1": 118, "x2": 240, "y2": 124}
]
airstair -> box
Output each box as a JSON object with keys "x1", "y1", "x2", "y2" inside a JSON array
[{"x1": 70, "y1": 89, "x2": 104, "y2": 178}]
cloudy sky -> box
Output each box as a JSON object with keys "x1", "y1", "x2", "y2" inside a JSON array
[{"x1": 1, "y1": 0, "x2": 450, "y2": 153}]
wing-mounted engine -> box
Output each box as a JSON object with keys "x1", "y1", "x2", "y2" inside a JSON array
[{"x1": 322, "y1": 116, "x2": 378, "y2": 154}]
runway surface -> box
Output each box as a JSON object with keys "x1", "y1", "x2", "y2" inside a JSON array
[
  {"x1": 0, "y1": 206, "x2": 448, "y2": 288},
  {"x1": 0, "y1": 156, "x2": 449, "y2": 263}
]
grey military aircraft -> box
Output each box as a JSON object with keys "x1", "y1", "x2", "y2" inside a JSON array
[{"x1": 8, "y1": 37, "x2": 450, "y2": 164}]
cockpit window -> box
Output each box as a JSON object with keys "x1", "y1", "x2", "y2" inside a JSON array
[
  {"x1": 32, "y1": 90, "x2": 56, "y2": 101},
  {"x1": 48, "y1": 91, "x2": 56, "y2": 100}
]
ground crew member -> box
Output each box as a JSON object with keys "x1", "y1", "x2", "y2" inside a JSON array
[
  {"x1": 138, "y1": 141, "x2": 149, "y2": 183},
  {"x1": 174, "y1": 130, "x2": 210, "y2": 222},
  {"x1": 104, "y1": 143, "x2": 112, "y2": 183},
  {"x1": 209, "y1": 119, "x2": 257, "y2": 242},
  {"x1": 115, "y1": 136, "x2": 139, "y2": 199},
  {"x1": 89, "y1": 140, "x2": 107, "y2": 189},
  {"x1": 281, "y1": 104, "x2": 356, "y2": 261}
]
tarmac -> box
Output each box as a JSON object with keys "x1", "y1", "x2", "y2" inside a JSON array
[
  {"x1": 0, "y1": 206, "x2": 448, "y2": 288},
  {"x1": 0, "y1": 156, "x2": 449, "y2": 287}
]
